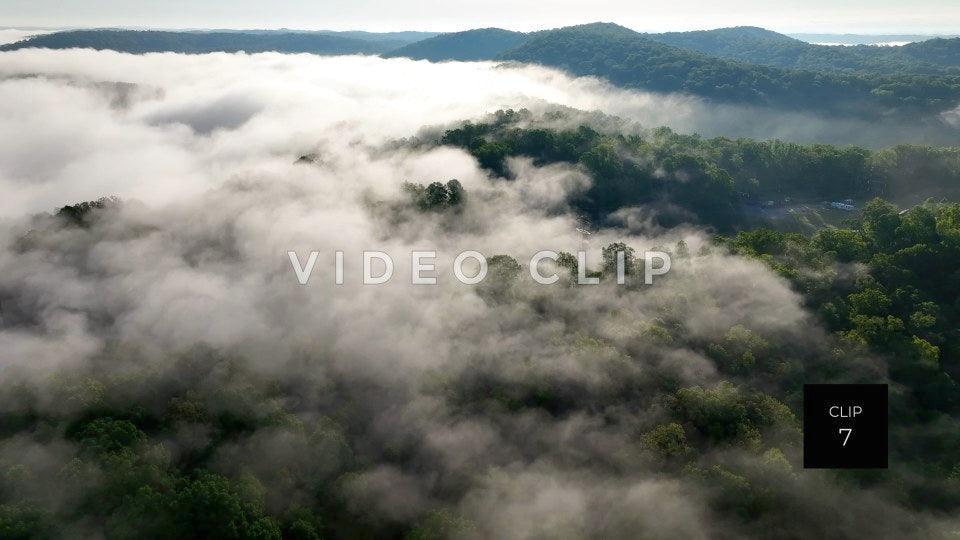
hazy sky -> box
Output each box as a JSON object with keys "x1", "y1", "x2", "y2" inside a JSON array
[{"x1": 4, "y1": 0, "x2": 960, "y2": 34}]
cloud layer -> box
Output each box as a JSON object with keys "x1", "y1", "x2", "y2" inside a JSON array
[{"x1": 2, "y1": 48, "x2": 958, "y2": 221}]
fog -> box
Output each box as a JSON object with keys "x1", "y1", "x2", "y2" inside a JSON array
[
  {"x1": 1, "y1": 50, "x2": 957, "y2": 220},
  {"x1": 0, "y1": 48, "x2": 957, "y2": 538},
  {"x1": 0, "y1": 29, "x2": 54, "y2": 45}
]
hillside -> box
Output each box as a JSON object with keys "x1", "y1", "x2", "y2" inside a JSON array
[
  {"x1": 496, "y1": 23, "x2": 960, "y2": 117},
  {"x1": 437, "y1": 109, "x2": 960, "y2": 229},
  {"x1": 647, "y1": 26, "x2": 960, "y2": 75},
  {"x1": 0, "y1": 29, "x2": 398, "y2": 55},
  {"x1": 381, "y1": 28, "x2": 529, "y2": 61},
  {"x1": 901, "y1": 38, "x2": 960, "y2": 67},
  {"x1": 652, "y1": 26, "x2": 799, "y2": 47}
]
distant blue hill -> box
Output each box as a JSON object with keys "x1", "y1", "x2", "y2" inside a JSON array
[
  {"x1": 381, "y1": 28, "x2": 529, "y2": 61},
  {"x1": 0, "y1": 29, "x2": 405, "y2": 55}
]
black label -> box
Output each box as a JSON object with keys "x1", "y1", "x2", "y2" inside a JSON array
[{"x1": 803, "y1": 384, "x2": 888, "y2": 469}]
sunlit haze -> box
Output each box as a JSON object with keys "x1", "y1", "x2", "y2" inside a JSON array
[{"x1": 4, "y1": 0, "x2": 960, "y2": 33}]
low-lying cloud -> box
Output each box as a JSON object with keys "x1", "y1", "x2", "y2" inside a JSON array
[{"x1": 1, "y1": 49, "x2": 957, "y2": 220}]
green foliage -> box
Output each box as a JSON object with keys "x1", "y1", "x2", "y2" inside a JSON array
[
  {"x1": 282, "y1": 507, "x2": 323, "y2": 540},
  {"x1": 601, "y1": 241, "x2": 636, "y2": 276},
  {"x1": 0, "y1": 504, "x2": 57, "y2": 540},
  {"x1": 670, "y1": 381, "x2": 797, "y2": 447},
  {"x1": 813, "y1": 228, "x2": 869, "y2": 262},
  {"x1": 848, "y1": 288, "x2": 893, "y2": 317},
  {"x1": 647, "y1": 26, "x2": 960, "y2": 76},
  {"x1": 402, "y1": 179, "x2": 467, "y2": 212},
  {"x1": 724, "y1": 198, "x2": 960, "y2": 418},
  {"x1": 105, "y1": 473, "x2": 282, "y2": 540},
  {"x1": 706, "y1": 325, "x2": 772, "y2": 374},
  {"x1": 486, "y1": 254, "x2": 522, "y2": 281},
  {"x1": 474, "y1": 254, "x2": 523, "y2": 304},
  {"x1": 639, "y1": 423, "x2": 693, "y2": 461},
  {"x1": 406, "y1": 509, "x2": 475, "y2": 540},
  {"x1": 55, "y1": 196, "x2": 120, "y2": 227},
  {"x1": 167, "y1": 473, "x2": 281, "y2": 540},
  {"x1": 75, "y1": 418, "x2": 146, "y2": 458},
  {"x1": 438, "y1": 114, "x2": 960, "y2": 230},
  {"x1": 860, "y1": 198, "x2": 902, "y2": 250}
]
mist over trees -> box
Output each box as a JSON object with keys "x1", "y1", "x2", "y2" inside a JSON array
[
  {"x1": 4, "y1": 106, "x2": 960, "y2": 537},
  {"x1": 435, "y1": 109, "x2": 960, "y2": 230},
  {"x1": 0, "y1": 30, "x2": 411, "y2": 55},
  {"x1": 1, "y1": 34, "x2": 960, "y2": 540}
]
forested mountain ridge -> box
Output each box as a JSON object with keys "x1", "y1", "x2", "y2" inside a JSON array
[
  {"x1": 380, "y1": 28, "x2": 529, "y2": 61},
  {"x1": 0, "y1": 29, "x2": 404, "y2": 55},
  {"x1": 646, "y1": 26, "x2": 960, "y2": 75},
  {"x1": 7, "y1": 24, "x2": 960, "y2": 119},
  {"x1": 496, "y1": 23, "x2": 960, "y2": 117}
]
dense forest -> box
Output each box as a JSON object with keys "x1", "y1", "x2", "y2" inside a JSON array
[
  {"x1": 646, "y1": 27, "x2": 960, "y2": 75},
  {"x1": 433, "y1": 109, "x2": 960, "y2": 229}
]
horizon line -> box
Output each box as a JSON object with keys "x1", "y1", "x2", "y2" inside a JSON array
[{"x1": 3, "y1": 23, "x2": 959, "y2": 38}]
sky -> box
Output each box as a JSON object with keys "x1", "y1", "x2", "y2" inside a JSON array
[{"x1": 3, "y1": 0, "x2": 960, "y2": 34}]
